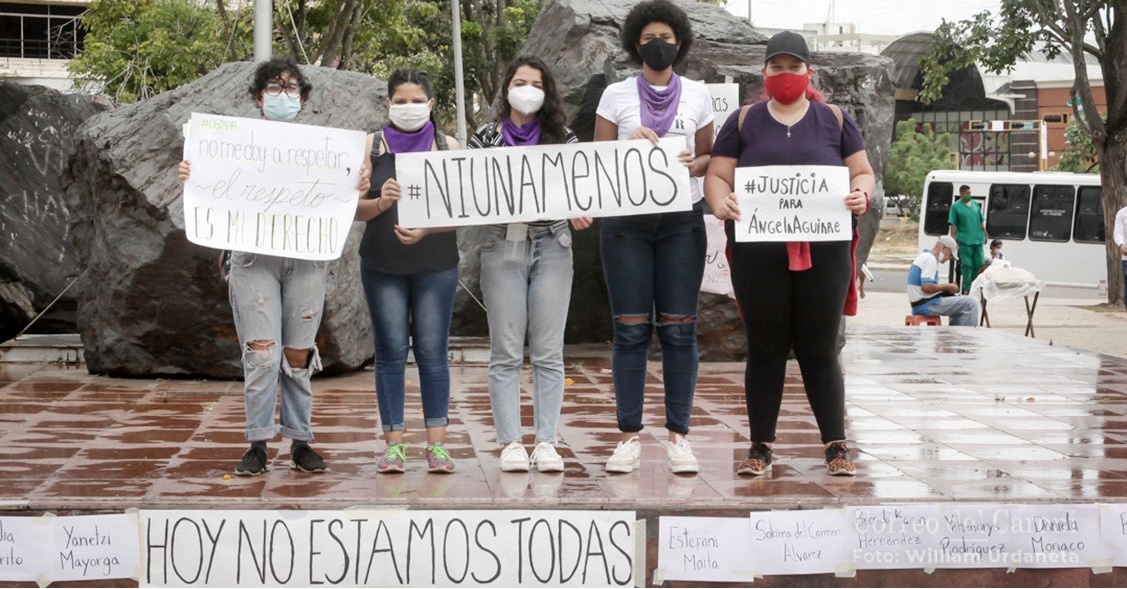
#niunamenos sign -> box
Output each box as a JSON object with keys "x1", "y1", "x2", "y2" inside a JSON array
[
  {"x1": 394, "y1": 138, "x2": 693, "y2": 228},
  {"x1": 181, "y1": 113, "x2": 367, "y2": 261}
]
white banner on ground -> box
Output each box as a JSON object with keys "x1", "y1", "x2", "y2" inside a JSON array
[
  {"x1": 394, "y1": 138, "x2": 692, "y2": 228},
  {"x1": 139, "y1": 509, "x2": 635, "y2": 587},
  {"x1": 181, "y1": 113, "x2": 367, "y2": 261},
  {"x1": 732, "y1": 165, "x2": 851, "y2": 242}
]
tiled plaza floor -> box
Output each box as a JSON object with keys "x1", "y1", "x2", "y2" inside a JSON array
[{"x1": 3, "y1": 325, "x2": 1127, "y2": 513}]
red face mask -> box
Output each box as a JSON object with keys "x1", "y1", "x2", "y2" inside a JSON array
[{"x1": 764, "y1": 72, "x2": 809, "y2": 104}]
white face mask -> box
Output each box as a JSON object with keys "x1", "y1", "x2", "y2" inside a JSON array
[
  {"x1": 388, "y1": 103, "x2": 431, "y2": 132},
  {"x1": 507, "y1": 85, "x2": 545, "y2": 116}
]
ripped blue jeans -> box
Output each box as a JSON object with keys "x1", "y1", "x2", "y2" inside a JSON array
[
  {"x1": 228, "y1": 252, "x2": 327, "y2": 442},
  {"x1": 599, "y1": 202, "x2": 706, "y2": 435}
]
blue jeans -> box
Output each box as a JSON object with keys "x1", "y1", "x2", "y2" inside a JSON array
[
  {"x1": 926, "y1": 295, "x2": 980, "y2": 326},
  {"x1": 599, "y1": 202, "x2": 706, "y2": 435},
  {"x1": 361, "y1": 264, "x2": 457, "y2": 432},
  {"x1": 228, "y1": 252, "x2": 327, "y2": 442},
  {"x1": 480, "y1": 222, "x2": 573, "y2": 446}
]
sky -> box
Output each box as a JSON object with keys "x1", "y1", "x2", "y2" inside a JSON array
[{"x1": 723, "y1": 0, "x2": 1004, "y2": 36}]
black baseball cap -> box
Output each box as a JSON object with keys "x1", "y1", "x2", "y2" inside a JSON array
[{"x1": 764, "y1": 30, "x2": 810, "y2": 64}]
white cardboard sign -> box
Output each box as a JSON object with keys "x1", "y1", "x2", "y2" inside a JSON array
[
  {"x1": 394, "y1": 138, "x2": 692, "y2": 228},
  {"x1": 732, "y1": 165, "x2": 851, "y2": 242},
  {"x1": 705, "y1": 83, "x2": 740, "y2": 141},
  {"x1": 181, "y1": 113, "x2": 367, "y2": 261},
  {"x1": 700, "y1": 214, "x2": 733, "y2": 296}
]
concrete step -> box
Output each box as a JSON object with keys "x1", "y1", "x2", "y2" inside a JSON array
[{"x1": 0, "y1": 334, "x2": 84, "y2": 365}]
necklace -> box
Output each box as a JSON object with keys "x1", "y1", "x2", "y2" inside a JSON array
[{"x1": 769, "y1": 102, "x2": 809, "y2": 138}]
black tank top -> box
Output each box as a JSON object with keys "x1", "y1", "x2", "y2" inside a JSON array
[{"x1": 357, "y1": 131, "x2": 459, "y2": 274}]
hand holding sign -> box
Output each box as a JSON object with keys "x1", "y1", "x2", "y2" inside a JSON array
[{"x1": 731, "y1": 165, "x2": 851, "y2": 242}]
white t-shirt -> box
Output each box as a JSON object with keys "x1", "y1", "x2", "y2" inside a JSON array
[{"x1": 596, "y1": 76, "x2": 714, "y2": 202}]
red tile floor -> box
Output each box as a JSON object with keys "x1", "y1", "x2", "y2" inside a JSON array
[{"x1": 3, "y1": 326, "x2": 1127, "y2": 585}]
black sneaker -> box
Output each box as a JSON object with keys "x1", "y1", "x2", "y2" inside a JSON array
[
  {"x1": 737, "y1": 442, "x2": 772, "y2": 476},
  {"x1": 235, "y1": 445, "x2": 268, "y2": 477},
  {"x1": 290, "y1": 444, "x2": 327, "y2": 473}
]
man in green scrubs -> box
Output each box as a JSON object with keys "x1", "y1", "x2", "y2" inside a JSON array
[{"x1": 947, "y1": 185, "x2": 988, "y2": 294}]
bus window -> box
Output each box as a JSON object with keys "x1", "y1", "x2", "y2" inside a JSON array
[
  {"x1": 923, "y1": 182, "x2": 953, "y2": 236},
  {"x1": 1073, "y1": 185, "x2": 1104, "y2": 243},
  {"x1": 986, "y1": 184, "x2": 1030, "y2": 240},
  {"x1": 1028, "y1": 185, "x2": 1075, "y2": 242}
]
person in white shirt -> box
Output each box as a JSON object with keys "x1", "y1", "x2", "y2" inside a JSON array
[
  {"x1": 1114, "y1": 206, "x2": 1127, "y2": 311},
  {"x1": 907, "y1": 235, "x2": 980, "y2": 326},
  {"x1": 594, "y1": 0, "x2": 714, "y2": 476}
]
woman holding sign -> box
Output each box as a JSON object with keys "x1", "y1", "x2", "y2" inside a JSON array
[
  {"x1": 593, "y1": 0, "x2": 714, "y2": 475},
  {"x1": 356, "y1": 68, "x2": 461, "y2": 474},
  {"x1": 703, "y1": 31, "x2": 874, "y2": 477},
  {"x1": 178, "y1": 56, "x2": 372, "y2": 477},
  {"x1": 467, "y1": 55, "x2": 583, "y2": 474}
]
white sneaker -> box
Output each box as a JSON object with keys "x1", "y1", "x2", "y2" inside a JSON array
[
  {"x1": 605, "y1": 437, "x2": 641, "y2": 474},
  {"x1": 665, "y1": 435, "x2": 698, "y2": 474},
  {"x1": 530, "y1": 442, "x2": 564, "y2": 473},
  {"x1": 499, "y1": 441, "x2": 530, "y2": 472}
]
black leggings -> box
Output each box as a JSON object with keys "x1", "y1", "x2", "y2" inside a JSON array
[{"x1": 729, "y1": 239, "x2": 852, "y2": 444}]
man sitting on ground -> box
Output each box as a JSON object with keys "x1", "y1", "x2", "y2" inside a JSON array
[{"x1": 907, "y1": 235, "x2": 980, "y2": 326}]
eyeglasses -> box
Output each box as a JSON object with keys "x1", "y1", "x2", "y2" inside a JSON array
[{"x1": 264, "y1": 82, "x2": 301, "y2": 97}]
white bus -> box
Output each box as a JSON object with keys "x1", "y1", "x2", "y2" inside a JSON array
[{"x1": 918, "y1": 170, "x2": 1105, "y2": 290}]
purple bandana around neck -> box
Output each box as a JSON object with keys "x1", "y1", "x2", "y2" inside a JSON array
[
  {"x1": 383, "y1": 120, "x2": 435, "y2": 154},
  {"x1": 501, "y1": 117, "x2": 542, "y2": 146},
  {"x1": 635, "y1": 73, "x2": 682, "y2": 137}
]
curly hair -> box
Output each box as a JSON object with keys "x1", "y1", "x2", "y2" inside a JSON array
[
  {"x1": 620, "y1": 0, "x2": 694, "y2": 67},
  {"x1": 495, "y1": 55, "x2": 569, "y2": 145},
  {"x1": 248, "y1": 55, "x2": 312, "y2": 101}
]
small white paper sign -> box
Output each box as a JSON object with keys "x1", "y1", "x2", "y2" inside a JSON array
[
  {"x1": 928, "y1": 504, "x2": 1012, "y2": 569},
  {"x1": 848, "y1": 505, "x2": 945, "y2": 570},
  {"x1": 700, "y1": 214, "x2": 733, "y2": 296},
  {"x1": 182, "y1": 113, "x2": 367, "y2": 261},
  {"x1": 0, "y1": 516, "x2": 52, "y2": 582},
  {"x1": 394, "y1": 138, "x2": 692, "y2": 228},
  {"x1": 656, "y1": 516, "x2": 753, "y2": 582},
  {"x1": 747, "y1": 509, "x2": 855, "y2": 576},
  {"x1": 1101, "y1": 504, "x2": 1127, "y2": 566},
  {"x1": 705, "y1": 83, "x2": 740, "y2": 140},
  {"x1": 1004, "y1": 504, "x2": 1104, "y2": 569},
  {"x1": 732, "y1": 165, "x2": 851, "y2": 242},
  {"x1": 51, "y1": 513, "x2": 139, "y2": 583}
]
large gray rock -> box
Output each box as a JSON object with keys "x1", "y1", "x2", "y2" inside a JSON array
[
  {"x1": 455, "y1": 0, "x2": 895, "y2": 358},
  {"x1": 65, "y1": 63, "x2": 385, "y2": 377},
  {"x1": 0, "y1": 83, "x2": 108, "y2": 342}
]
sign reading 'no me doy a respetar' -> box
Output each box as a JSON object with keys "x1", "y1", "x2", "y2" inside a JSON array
[
  {"x1": 182, "y1": 113, "x2": 367, "y2": 261},
  {"x1": 732, "y1": 165, "x2": 851, "y2": 242},
  {"x1": 394, "y1": 138, "x2": 692, "y2": 228}
]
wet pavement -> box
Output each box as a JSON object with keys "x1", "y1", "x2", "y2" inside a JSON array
[{"x1": 3, "y1": 325, "x2": 1127, "y2": 513}]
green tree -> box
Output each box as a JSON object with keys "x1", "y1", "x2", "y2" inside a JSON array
[
  {"x1": 69, "y1": 0, "x2": 245, "y2": 103},
  {"x1": 919, "y1": 1, "x2": 1126, "y2": 304},
  {"x1": 884, "y1": 119, "x2": 955, "y2": 217},
  {"x1": 1053, "y1": 115, "x2": 1103, "y2": 173}
]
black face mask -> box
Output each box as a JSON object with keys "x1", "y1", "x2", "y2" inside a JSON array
[{"x1": 638, "y1": 38, "x2": 678, "y2": 71}]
